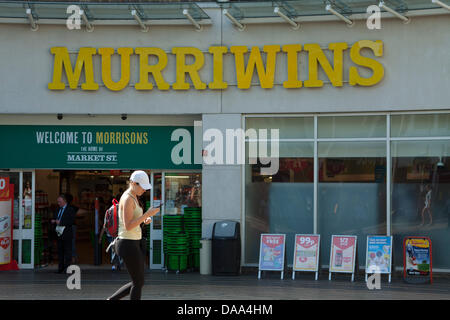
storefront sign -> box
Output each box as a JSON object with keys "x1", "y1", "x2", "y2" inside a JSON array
[
  {"x1": 258, "y1": 234, "x2": 286, "y2": 279},
  {"x1": 48, "y1": 40, "x2": 384, "y2": 92},
  {"x1": 292, "y1": 234, "x2": 320, "y2": 279},
  {"x1": 0, "y1": 125, "x2": 201, "y2": 170},
  {"x1": 403, "y1": 236, "x2": 432, "y2": 284},
  {"x1": 0, "y1": 181, "x2": 13, "y2": 265},
  {"x1": 329, "y1": 235, "x2": 357, "y2": 281}
]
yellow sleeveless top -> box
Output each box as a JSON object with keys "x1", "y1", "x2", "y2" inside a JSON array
[{"x1": 118, "y1": 192, "x2": 142, "y2": 240}]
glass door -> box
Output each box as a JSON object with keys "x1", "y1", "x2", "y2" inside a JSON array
[
  {"x1": 148, "y1": 171, "x2": 202, "y2": 270},
  {"x1": 149, "y1": 172, "x2": 164, "y2": 269},
  {"x1": 21, "y1": 171, "x2": 34, "y2": 269},
  {"x1": 0, "y1": 170, "x2": 34, "y2": 269}
]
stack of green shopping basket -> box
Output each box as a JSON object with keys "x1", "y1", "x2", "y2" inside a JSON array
[
  {"x1": 183, "y1": 207, "x2": 202, "y2": 270},
  {"x1": 163, "y1": 215, "x2": 189, "y2": 272}
]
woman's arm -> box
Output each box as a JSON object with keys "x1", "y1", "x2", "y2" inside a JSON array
[{"x1": 122, "y1": 196, "x2": 160, "y2": 231}]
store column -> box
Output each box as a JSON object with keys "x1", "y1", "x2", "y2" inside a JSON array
[{"x1": 201, "y1": 114, "x2": 243, "y2": 240}]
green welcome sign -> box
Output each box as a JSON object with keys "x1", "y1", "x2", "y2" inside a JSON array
[{"x1": 0, "y1": 125, "x2": 201, "y2": 170}]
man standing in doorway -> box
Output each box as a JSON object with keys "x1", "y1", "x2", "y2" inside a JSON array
[{"x1": 51, "y1": 194, "x2": 77, "y2": 273}]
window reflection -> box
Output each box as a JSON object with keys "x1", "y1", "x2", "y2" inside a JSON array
[
  {"x1": 318, "y1": 142, "x2": 387, "y2": 268},
  {"x1": 246, "y1": 141, "x2": 314, "y2": 265},
  {"x1": 164, "y1": 174, "x2": 202, "y2": 216},
  {"x1": 391, "y1": 140, "x2": 450, "y2": 269}
]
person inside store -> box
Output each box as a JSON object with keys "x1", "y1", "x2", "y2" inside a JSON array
[
  {"x1": 51, "y1": 194, "x2": 77, "y2": 274},
  {"x1": 65, "y1": 193, "x2": 79, "y2": 265},
  {"x1": 107, "y1": 170, "x2": 160, "y2": 300}
]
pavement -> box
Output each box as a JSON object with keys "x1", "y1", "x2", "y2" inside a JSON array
[{"x1": 0, "y1": 265, "x2": 449, "y2": 300}]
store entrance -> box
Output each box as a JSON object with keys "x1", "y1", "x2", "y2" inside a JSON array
[
  {"x1": 36, "y1": 170, "x2": 137, "y2": 266},
  {"x1": 35, "y1": 169, "x2": 202, "y2": 270}
]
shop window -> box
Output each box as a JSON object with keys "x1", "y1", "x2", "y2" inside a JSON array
[
  {"x1": 23, "y1": 172, "x2": 32, "y2": 230},
  {"x1": 245, "y1": 117, "x2": 314, "y2": 265},
  {"x1": 318, "y1": 141, "x2": 387, "y2": 268},
  {"x1": 22, "y1": 239, "x2": 31, "y2": 265},
  {"x1": 152, "y1": 240, "x2": 162, "y2": 265},
  {"x1": 164, "y1": 173, "x2": 202, "y2": 215},
  {"x1": 318, "y1": 115, "x2": 386, "y2": 139},
  {"x1": 391, "y1": 140, "x2": 450, "y2": 269},
  {"x1": 391, "y1": 114, "x2": 450, "y2": 138},
  {"x1": 152, "y1": 173, "x2": 163, "y2": 230},
  {"x1": 246, "y1": 117, "x2": 313, "y2": 139}
]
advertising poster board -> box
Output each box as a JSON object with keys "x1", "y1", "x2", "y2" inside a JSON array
[
  {"x1": 365, "y1": 236, "x2": 393, "y2": 283},
  {"x1": 0, "y1": 179, "x2": 13, "y2": 266},
  {"x1": 403, "y1": 237, "x2": 433, "y2": 284},
  {"x1": 292, "y1": 234, "x2": 320, "y2": 280},
  {"x1": 329, "y1": 235, "x2": 357, "y2": 282},
  {"x1": 258, "y1": 234, "x2": 286, "y2": 280}
]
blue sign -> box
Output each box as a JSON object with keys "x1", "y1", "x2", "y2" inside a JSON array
[{"x1": 366, "y1": 236, "x2": 393, "y2": 274}]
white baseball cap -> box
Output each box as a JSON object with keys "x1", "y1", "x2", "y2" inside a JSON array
[{"x1": 130, "y1": 170, "x2": 152, "y2": 190}]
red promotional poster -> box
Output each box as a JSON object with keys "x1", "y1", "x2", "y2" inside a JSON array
[
  {"x1": 0, "y1": 181, "x2": 17, "y2": 270},
  {"x1": 259, "y1": 234, "x2": 286, "y2": 272},
  {"x1": 0, "y1": 177, "x2": 10, "y2": 200},
  {"x1": 292, "y1": 234, "x2": 321, "y2": 280},
  {"x1": 293, "y1": 234, "x2": 320, "y2": 272},
  {"x1": 329, "y1": 235, "x2": 357, "y2": 274}
]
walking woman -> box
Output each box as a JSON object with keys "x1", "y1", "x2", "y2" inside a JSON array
[{"x1": 108, "y1": 170, "x2": 159, "y2": 300}]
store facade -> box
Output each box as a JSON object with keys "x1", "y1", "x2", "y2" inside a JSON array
[{"x1": 0, "y1": 1, "x2": 449, "y2": 271}]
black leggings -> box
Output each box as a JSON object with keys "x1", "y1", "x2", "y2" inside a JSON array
[{"x1": 108, "y1": 239, "x2": 144, "y2": 300}]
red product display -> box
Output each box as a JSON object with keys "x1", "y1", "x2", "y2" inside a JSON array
[{"x1": 0, "y1": 182, "x2": 18, "y2": 270}]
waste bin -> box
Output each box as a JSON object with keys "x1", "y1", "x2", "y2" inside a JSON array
[
  {"x1": 212, "y1": 221, "x2": 241, "y2": 275},
  {"x1": 200, "y1": 239, "x2": 212, "y2": 275}
]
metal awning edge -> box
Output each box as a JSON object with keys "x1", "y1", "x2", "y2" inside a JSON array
[{"x1": 0, "y1": 17, "x2": 212, "y2": 26}]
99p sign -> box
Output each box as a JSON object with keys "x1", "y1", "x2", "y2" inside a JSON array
[{"x1": 292, "y1": 234, "x2": 320, "y2": 280}]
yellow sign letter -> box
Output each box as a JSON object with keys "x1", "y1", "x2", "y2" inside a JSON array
[
  {"x1": 349, "y1": 40, "x2": 384, "y2": 86},
  {"x1": 98, "y1": 47, "x2": 133, "y2": 91},
  {"x1": 208, "y1": 46, "x2": 228, "y2": 90},
  {"x1": 231, "y1": 45, "x2": 280, "y2": 89},
  {"x1": 135, "y1": 47, "x2": 170, "y2": 91},
  {"x1": 304, "y1": 42, "x2": 348, "y2": 87},
  {"x1": 172, "y1": 47, "x2": 207, "y2": 90},
  {"x1": 48, "y1": 47, "x2": 98, "y2": 90},
  {"x1": 282, "y1": 44, "x2": 302, "y2": 89}
]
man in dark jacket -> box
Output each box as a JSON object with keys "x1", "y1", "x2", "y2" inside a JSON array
[{"x1": 51, "y1": 194, "x2": 77, "y2": 273}]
